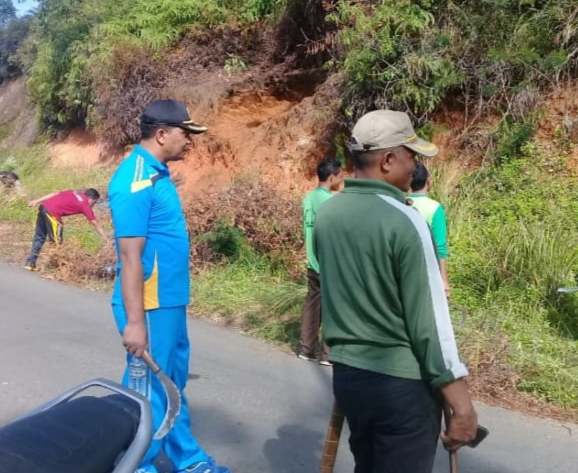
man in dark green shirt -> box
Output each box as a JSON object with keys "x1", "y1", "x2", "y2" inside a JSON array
[
  {"x1": 314, "y1": 110, "x2": 477, "y2": 473},
  {"x1": 298, "y1": 157, "x2": 342, "y2": 365}
]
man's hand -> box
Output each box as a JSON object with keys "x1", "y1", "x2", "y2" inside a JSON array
[
  {"x1": 444, "y1": 281, "x2": 451, "y2": 299},
  {"x1": 28, "y1": 199, "x2": 38, "y2": 208},
  {"x1": 122, "y1": 319, "x2": 147, "y2": 357},
  {"x1": 440, "y1": 379, "x2": 478, "y2": 451},
  {"x1": 441, "y1": 406, "x2": 478, "y2": 451}
]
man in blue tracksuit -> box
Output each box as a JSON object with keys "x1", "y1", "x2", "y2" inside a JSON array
[{"x1": 109, "y1": 99, "x2": 230, "y2": 473}]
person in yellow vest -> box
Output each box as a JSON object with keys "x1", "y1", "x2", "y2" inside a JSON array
[{"x1": 409, "y1": 162, "x2": 450, "y2": 298}]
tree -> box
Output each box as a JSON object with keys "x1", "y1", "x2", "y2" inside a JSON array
[
  {"x1": 0, "y1": 15, "x2": 31, "y2": 82},
  {"x1": 0, "y1": 0, "x2": 15, "y2": 27}
]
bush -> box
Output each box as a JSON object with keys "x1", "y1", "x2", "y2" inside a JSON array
[
  {"x1": 326, "y1": 0, "x2": 578, "y2": 124},
  {"x1": 196, "y1": 220, "x2": 248, "y2": 261},
  {"x1": 184, "y1": 176, "x2": 304, "y2": 277}
]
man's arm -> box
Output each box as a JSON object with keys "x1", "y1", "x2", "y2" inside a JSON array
[
  {"x1": 109, "y1": 174, "x2": 154, "y2": 355},
  {"x1": 431, "y1": 204, "x2": 450, "y2": 297},
  {"x1": 28, "y1": 192, "x2": 59, "y2": 207},
  {"x1": 396, "y1": 226, "x2": 476, "y2": 449},
  {"x1": 440, "y1": 258, "x2": 450, "y2": 298},
  {"x1": 90, "y1": 220, "x2": 110, "y2": 243},
  {"x1": 118, "y1": 237, "x2": 147, "y2": 357}
]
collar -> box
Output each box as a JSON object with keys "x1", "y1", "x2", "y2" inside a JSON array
[
  {"x1": 133, "y1": 144, "x2": 169, "y2": 175},
  {"x1": 315, "y1": 186, "x2": 333, "y2": 195},
  {"x1": 408, "y1": 192, "x2": 428, "y2": 198},
  {"x1": 342, "y1": 178, "x2": 407, "y2": 203}
]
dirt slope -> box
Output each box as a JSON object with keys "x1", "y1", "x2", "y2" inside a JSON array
[
  {"x1": 0, "y1": 78, "x2": 39, "y2": 150},
  {"x1": 47, "y1": 89, "x2": 329, "y2": 196}
]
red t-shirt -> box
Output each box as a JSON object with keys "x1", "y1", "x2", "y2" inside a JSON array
[{"x1": 42, "y1": 190, "x2": 96, "y2": 223}]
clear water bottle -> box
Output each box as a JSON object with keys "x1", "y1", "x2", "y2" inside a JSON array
[{"x1": 128, "y1": 355, "x2": 148, "y2": 396}]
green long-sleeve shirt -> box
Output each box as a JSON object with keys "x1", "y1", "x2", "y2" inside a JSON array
[{"x1": 314, "y1": 178, "x2": 467, "y2": 389}]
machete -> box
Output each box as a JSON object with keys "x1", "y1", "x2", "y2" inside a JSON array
[{"x1": 141, "y1": 350, "x2": 181, "y2": 439}]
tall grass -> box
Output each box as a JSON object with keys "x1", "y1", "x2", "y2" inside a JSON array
[
  {"x1": 429, "y1": 150, "x2": 578, "y2": 408},
  {"x1": 191, "y1": 254, "x2": 304, "y2": 348}
]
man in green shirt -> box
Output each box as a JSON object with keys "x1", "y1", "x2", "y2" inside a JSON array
[
  {"x1": 297, "y1": 157, "x2": 342, "y2": 365},
  {"x1": 410, "y1": 162, "x2": 451, "y2": 298},
  {"x1": 314, "y1": 110, "x2": 477, "y2": 473}
]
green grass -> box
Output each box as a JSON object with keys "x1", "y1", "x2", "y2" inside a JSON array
[
  {"x1": 432, "y1": 143, "x2": 578, "y2": 409},
  {"x1": 192, "y1": 256, "x2": 305, "y2": 348}
]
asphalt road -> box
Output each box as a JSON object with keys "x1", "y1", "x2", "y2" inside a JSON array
[{"x1": 0, "y1": 263, "x2": 577, "y2": 472}]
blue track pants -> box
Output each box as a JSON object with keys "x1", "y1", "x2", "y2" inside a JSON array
[{"x1": 113, "y1": 304, "x2": 209, "y2": 473}]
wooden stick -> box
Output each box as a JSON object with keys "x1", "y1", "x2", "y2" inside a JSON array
[
  {"x1": 443, "y1": 403, "x2": 458, "y2": 473},
  {"x1": 320, "y1": 401, "x2": 345, "y2": 473}
]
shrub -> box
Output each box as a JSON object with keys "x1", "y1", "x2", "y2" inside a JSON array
[
  {"x1": 196, "y1": 220, "x2": 248, "y2": 261},
  {"x1": 184, "y1": 176, "x2": 304, "y2": 277},
  {"x1": 327, "y1": 0, "x2": 578, "y2": 125}
]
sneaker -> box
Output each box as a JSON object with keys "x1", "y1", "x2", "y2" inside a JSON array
[
  {"x1": 297, "y1": 351, "x2": 317, "y2": 362},
  {"x1": 319, "y1": 357, "x2": 333, "y2": 367},
  {"x1": 180, "y1": 461, "x2": 231, "y2": 473},
  {"x1": 24, "y1": 264, "x2": 38, "y2": 272}
]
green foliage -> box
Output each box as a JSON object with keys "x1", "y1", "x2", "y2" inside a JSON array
[
  {"x1": 329, "y1": 0, "x2": 578, "y2": 122},
  {"x1": 329, "y1": 0, "x2": 462, "y2": 119},
  {"x1": 192, "y1": 256, "x2": 302, "y2": 346},
  {"x1": 22, "y1": 0, "x2": 287, "y2": 132},
  {"x1": 437, "y1": 143, "x2": 578, "y2": 408},
  {"x1": 224, "y1": 54, "x2": 248, "y2": 75},
  {"x1": 0, "y1": 14, "x2": 31, "y2": 82},
  {"x1": 0, "y1": 0, "x2": 15, "y2": 27},
  {"x1": 260, "y1": 280, "x2": 306, "y2": 315},
  {"x1": 197, "y1": 221, "x2": 248, "y2": 261},
  {"x1": 495, "y1": 120, "x2": 535, "y2": 163},
  {"x1": 237, "y1": 0, "x2": 285, "y2": 23}
]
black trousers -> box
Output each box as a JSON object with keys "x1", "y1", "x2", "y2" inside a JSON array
[
  {"x1": 333, "y1": 363, "x2": 442, "y2": 473},
  {"x1": 299, "y1": 268, "x2": 329, "y2": 357},
  {"x1": 25, "y1": 205, "x2": 63, "y2": 266}
]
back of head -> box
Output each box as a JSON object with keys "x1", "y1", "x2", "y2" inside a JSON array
[
  {"x1": 410, "y1": 162, "x2": 429, "y2": 191},
  {"x1": 317, "y1": 157, "x2": 341, "y2": 182},
  {"x1": 84, "y1": 188, "x2": 100, "y2": 201}
]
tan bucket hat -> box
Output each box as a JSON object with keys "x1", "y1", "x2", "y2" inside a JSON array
[{"x1": 349, "y1": 110, "x2": 438, "y2": 157}]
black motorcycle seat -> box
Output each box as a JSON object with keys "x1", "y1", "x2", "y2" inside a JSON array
[{"x1": 0, "y1": 394, "x2": 140, "y2": 473}]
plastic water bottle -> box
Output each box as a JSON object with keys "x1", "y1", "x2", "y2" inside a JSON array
[{"x1": 128, "y1": 355, "x2": 148, "y2": 396}]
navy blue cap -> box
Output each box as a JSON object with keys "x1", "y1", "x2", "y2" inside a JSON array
[{"x1": 141, "y1": 99, "x2": 208, "y2": 134}]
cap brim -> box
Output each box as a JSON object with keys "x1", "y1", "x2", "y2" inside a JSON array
[
  {"x1": 404, "y1": 137, "x2": 438, "y2": 157},
  {"x1": 179, "y1": 120, "x2": 208, "y2": 134}
]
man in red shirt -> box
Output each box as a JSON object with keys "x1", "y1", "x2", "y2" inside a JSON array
[{"x1": 24, "y1": 188, "x2": 109, "y2": 270}]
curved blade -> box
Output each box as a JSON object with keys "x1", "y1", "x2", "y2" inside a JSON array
[
  {"x1": 142, "y1": 351, "x2": 181, "y2": 439},
  {"x1": 557, "y1": 286, "x2": 578, "y2": 293}
]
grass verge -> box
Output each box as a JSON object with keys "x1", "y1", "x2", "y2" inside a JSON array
[{"x1": 191, "y1": 255, "x2": 305, "y2": 350}]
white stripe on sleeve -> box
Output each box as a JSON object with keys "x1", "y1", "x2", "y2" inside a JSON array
[{"x1": 379, "y1": 195, "x2": 468, "y2": 380}]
